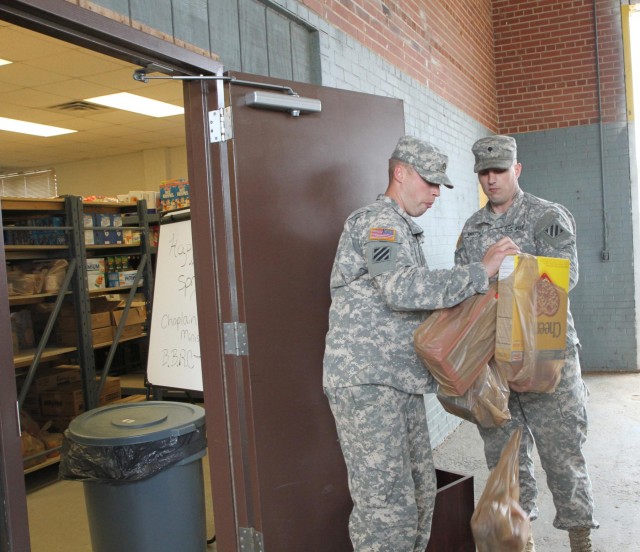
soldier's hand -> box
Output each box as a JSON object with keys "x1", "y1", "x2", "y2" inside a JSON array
[{"x1": 481, "y1": 237, "x2": 520, "y2": 277}]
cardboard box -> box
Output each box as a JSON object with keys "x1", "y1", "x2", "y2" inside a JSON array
[
  {"x1": 40, "y1": 377, "x2": 121, "y2": 416},
  {"x1": 94, "y1": 213, "x2": 111, "y2": 228},
  {"x1": 496, "y1": 254, "x2": 570, "y2": 392},
  {"x1": 160, "y1": 179, "x2": 190, "y2": 211},
  {"x1": 112, "y1": 305, "x2": 147, "y2": 327},
  {"x1": 56, "y1": 326, "x2": 113, "y2": 347},
  {"x1": 20, "y1": 366, "x2": 82, "y2": 416},
  {"x1": 119, "y1": 323, "x2": 146, "y2": 340},
  {"x1": 59, "y1": 299, "x2": 115, "y2": 330},
  {"x1": 87, "y1": 272, "x2": 106, "y2": 290},
  {"x1": 86, "y1": 258, "x2": 106, "y2": 273},
  {"x1": 123, "y1": 229, "x2": 141, "y2": 245},
  {"x1": 107, "y1": 272, "x2": 121, "y2": 287},
  {"x1": 18, "y1": 366, "x2": 82, "y2": 394},
  {"x1": 94, "y1": 229, "x2": 123, "y2": 245},
  {"x1": 119, "y1": 270, "x2": 142, "y2": 287}
]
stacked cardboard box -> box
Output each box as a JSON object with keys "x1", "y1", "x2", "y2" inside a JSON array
[
  {"x1": 40, "y1": 376, "x2": 121, "y2": 417},
  {"x1": 18, "y1": 365, "x2": 82, "y2": 417},
  {"x1": 55, "y1": 298, "x2": 117, "y2": 347},
  {"x1": 111, "y1": 304, "x2": 147, "y2": 340}
]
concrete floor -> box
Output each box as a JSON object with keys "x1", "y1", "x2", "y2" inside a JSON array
[
  {"x1": 25, "y1": 372, "x2": 639, "y2": 551},
  {"x1": 433, "y1": 372, "x2": 640, "y2": 551}
]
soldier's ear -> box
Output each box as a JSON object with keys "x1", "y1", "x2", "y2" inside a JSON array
[
  {"x1": 514, "y1": 162, "x2": 522, "y2": 178},
  {"x1": 394, "y1": 163, "x2": 408, "y2": 182}
]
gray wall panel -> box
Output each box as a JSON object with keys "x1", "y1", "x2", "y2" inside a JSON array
[
  {"x1": 172, "y1": 0, "x2": 210, "y2": 51},
  {"x1": 93, "y1": 0, "x2": 319, "y2": 82},
  {"x1": 88, "y1": 0, "x2": 130, "y2": 16},
  {"x1": 209, "y1": 0, "x2": 241, "y2": 70},
  {"x1": 239, "y1": 0, "x2": 269, "y2": 75},
  {"x1": 266, "y1": 10, "x2": 292, "y2": 79},
  {"x1": 291, "y1": 24, "x2": 314, "y2": 83},
  {"x1": 130, "y1": 0, "x2": 173, "y2": 35}
]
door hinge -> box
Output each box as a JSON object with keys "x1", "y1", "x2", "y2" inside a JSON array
[
  {"x1": 223, "y1": 322, "x2": 248, "y2": 356},
  {"x1": 239, "y1": 527, "x2": 264, "y2": 551},
  {"x1": 209, "y1": 106, "x2": 233, "y2": 143}
]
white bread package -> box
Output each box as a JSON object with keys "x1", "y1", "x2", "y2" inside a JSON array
[{"x1": 495, "y1": 254, "x2": 569, "y2": 393}]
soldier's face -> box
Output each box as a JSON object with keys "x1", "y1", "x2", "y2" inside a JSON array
[
  {"x1": 478, "y1": 162, "x2": 522, "y2": 212},
  {"x1": 403, "y1": 166, "x2": 441, "y2": 217}
]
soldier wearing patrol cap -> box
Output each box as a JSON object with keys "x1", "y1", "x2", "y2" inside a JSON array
[
  {"x1": 455, "y1": 135, "x2": 599, "y2": 552},
  {"x1": 323, "y1": 135, "x2": 520, "y2": 551}
]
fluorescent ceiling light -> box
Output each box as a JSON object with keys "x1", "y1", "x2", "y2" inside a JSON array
[
  {"x1": 0, "y1": 117, "x2": 76, "y2": 137},
  {"x1": 0, "y1": 59, "x2": 12, "y2": 66},
  {"x1": 84, "y1": 92, "x2": 184, "y2": 117}
]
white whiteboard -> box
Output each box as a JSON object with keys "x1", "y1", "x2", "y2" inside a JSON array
[{"x1": 147, "y1": 210, "x2": 202, "y2": 391}]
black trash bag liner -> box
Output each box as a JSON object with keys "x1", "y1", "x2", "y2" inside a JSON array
[{"x1": 59, "y1": 426, "x2": 206, "y2": 484}]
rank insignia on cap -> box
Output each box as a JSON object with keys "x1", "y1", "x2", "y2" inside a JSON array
[{"x1": 369, "y1": 227, "x2": 396, "y2": 241}]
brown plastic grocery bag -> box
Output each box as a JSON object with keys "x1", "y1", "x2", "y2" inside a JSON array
[
  {"x1": 414, "y1": 285, "x2": 498, "y2": 396},
  {"x1": 471, "y1": 427, "x2": 531, "y2": 552},
  {"x1": 437, "y1": 360, "x2": 511, "y2": 428}
]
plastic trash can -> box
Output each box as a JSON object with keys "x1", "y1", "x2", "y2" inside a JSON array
[{"x1": 59, "y1": 401, "x2": 207, "y2": 552}]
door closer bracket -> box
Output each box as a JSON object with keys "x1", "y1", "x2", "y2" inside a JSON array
[
  {"x1": 223, "y1": 322, "x2": 248, "y2": 356},
  {"x1": 209, "y1": 106, "x2": 233, "y2": 143},
  {"x1": 239, "y1": 527, "x2": 264, "y2": 551}
]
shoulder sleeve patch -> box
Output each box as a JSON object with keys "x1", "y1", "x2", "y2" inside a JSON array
[
  {"x1": 535, "y1": 211, "x2": 575, "y2": 248},
  {"x1": 369, "y1": 227, "x2": 396, "y2": 242},
  {"x1": 367, "y1": 241, "x2": 399, "y2": 277}
]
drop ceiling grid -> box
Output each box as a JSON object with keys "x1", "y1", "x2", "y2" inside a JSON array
[{"x1": 0, "y1": 21, "x2": 185, "y2": 172}]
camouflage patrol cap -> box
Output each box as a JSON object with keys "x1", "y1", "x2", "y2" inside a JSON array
[
  {"x1": 391, "y1": 135, "x2": 453, "y2": 189},
  {"x1": 472, "y1": 135, "x2": 517, "y2": 172}
]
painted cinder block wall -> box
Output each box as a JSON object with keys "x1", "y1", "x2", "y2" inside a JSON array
[{"x1": 69, "y1": 0, "x2": 636, "y2": 445}]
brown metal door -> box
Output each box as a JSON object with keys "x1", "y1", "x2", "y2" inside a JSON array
[{"x1": 185, "y1": 73, "x2": 404, "y2": 551}]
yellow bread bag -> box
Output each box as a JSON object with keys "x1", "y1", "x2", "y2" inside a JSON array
[{"x1": 496, "y1": 254, "x2": 569, "y2": 393}]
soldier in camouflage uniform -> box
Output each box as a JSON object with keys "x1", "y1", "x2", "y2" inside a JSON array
[
  {"x1": 455, "y1": 135, "x2": 599, "y2": 552},
  {"x1": 323, "y1": 136, "x2": 520, "y2": 552}
]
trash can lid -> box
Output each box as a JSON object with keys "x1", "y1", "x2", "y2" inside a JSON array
[{"x1": 67, "y1": 401, "x2": 206, "y2": 446}]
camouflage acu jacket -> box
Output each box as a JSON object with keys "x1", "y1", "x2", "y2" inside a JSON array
[
  {"x1": 455, "y1": 189, "x2": 580, "y2": 349},
  {"x1": 323, "y1": 194, "x2": 489, "y2": 394}
]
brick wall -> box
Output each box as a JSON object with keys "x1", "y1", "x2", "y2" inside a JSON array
[
  {"x1": 494, "y1": 0, "x2": 626, "y2": 134},
  {"x1": 283, "y1": 0, "x2": 499, "y2": 130}
]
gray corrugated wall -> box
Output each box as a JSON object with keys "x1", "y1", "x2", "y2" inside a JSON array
[{"x1": 89, "y1": 0, "x2": 320, "y2": 83}]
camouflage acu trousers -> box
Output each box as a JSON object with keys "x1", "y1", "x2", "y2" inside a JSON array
[
  {"x1": 478, "y1": 350, "x2": 598, "y2": 530},
  {"x1": 326, "y1": 385, "x2": 437, "y2": 552}
]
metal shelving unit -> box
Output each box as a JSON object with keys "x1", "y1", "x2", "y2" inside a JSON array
[{"x1": 2, "y1": 196, "x2": 155, "y2": 473}]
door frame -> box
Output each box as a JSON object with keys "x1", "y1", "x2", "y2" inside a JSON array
[{"x1": 0, "y1": 2, "x2": 226, "y2": 550}]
